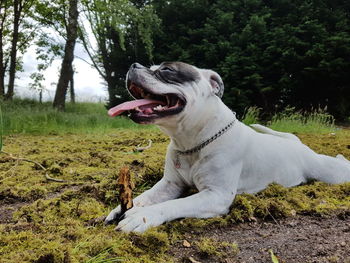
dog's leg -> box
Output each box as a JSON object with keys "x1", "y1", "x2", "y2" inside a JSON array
[
  {"x1": 116, "y1": 162, "x2": 242, "y2": 232},
  {"x1": 307, "y1": 154, "x2": 350, "y2": 183},
  {"x1": 116, "y1": 188, "x2": 236, "y2": 232},
  {"x1": 104, "y1": 177, "x2": 184, "y2": 224}
]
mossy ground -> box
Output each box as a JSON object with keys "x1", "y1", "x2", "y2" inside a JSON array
[{"x1": 0, "y1": 128, "x2": 350, "y2": 262}]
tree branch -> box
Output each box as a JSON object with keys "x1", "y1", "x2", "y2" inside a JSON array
[{"x1": 1, "y1": 150, "x2": 66, "y2": 183}]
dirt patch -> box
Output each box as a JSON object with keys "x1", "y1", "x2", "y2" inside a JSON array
[{"x1": 169, "y1": 215, "x2": 350, "y2": 263}]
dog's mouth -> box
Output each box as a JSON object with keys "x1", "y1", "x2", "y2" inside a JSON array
[{"x1": 108, "y1": 82, "x2": 186, "y2": 122}]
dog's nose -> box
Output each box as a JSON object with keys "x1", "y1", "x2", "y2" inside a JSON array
[{"x1": 130, "y1": 63, "x2": 144, "y2": 70}]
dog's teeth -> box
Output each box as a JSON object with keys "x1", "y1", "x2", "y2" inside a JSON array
[
  {"x1": 135, "y1": 107, "x2": 142, "y2": 112},
  {"x1": 154, "y1": 105, "x2": 164, "y2": 111},
  {"x1": 166, "y1": 95, "x2": 170, "y2": 106}
]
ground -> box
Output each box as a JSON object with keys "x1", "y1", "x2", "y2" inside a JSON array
[{"x1": 0, "y1": 128, "x2": 350, "y2": 262}]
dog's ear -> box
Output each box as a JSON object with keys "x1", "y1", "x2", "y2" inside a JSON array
[{"x1": 201, "y1": 70, "x2": 224, "y2": 98}]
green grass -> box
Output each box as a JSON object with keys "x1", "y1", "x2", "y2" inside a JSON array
[
  {"x1": 268, "y1": 107, "x2": 336, "y2": 134},
  {"x1": 1, "y1": 99, "x2": 340, "y2": 135},
  {"x1": 241, "y1": 106, "x2": 260, "y2": 125},
  {"x1": 1, "y1": 98, "x2": 154, "y2": 135},
  {"x1": 242, "y1": 106, "x2": 337, "y2": 134}
]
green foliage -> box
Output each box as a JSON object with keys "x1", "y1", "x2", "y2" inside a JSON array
[
  {"x1": 242, "y1": 107, "x2": 261, "y2": 125},
  {"x1": 153, "y1": 0, "x2": 350, "y2": 119},
  {"x1": 80, "y1": 0, "x2": 160, "y2": 108}
]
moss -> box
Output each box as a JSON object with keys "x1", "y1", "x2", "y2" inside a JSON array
[
  {"x1": 129, "y1": 228, "x2": 170, "y2": 256},
  {"x1": 229, "y1": 181, "x2": 350, "y2": 222},
  {"x1": 195, "y1": 237, "x2": 238, "y2": 258},
  {"x1": 1, "y1": 130, "x2": 350, "y2": 262}
]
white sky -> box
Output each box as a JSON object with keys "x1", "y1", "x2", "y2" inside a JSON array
[{"x1": 16, "y1": 40, "x2": 108, "y2": 103}]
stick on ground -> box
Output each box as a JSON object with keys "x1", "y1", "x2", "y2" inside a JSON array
[
  {"x1": 117, "y1": 166, "x2": 134, "y2": 215},
  {"x1": 0, "y1": 150, "x2": 66, "y2": 183}
]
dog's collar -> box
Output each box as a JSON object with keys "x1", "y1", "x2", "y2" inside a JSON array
[{"x1": 174, "y1": 114, "x2": 236, "y2": 168}]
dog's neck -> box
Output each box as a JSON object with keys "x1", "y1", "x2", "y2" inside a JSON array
[{"x1": 157, "y1": 97, "x2": 236, "y2": 151}]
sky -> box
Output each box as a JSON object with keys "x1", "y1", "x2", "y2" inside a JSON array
[{"x1": 16, "y1": 40, "x2": 108, "y2": 103}]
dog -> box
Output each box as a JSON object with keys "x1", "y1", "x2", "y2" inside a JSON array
[{"x1": 105, "y1": 62, "x2": 350, "y2": 232}]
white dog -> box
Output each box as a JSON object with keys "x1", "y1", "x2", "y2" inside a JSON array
[{"x1": 105, "y1": 62, "x2": 350, "y2": 232}]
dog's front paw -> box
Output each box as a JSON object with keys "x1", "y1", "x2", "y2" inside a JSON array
[
  {"x1": 115, "y1": 207, "x2": 164, "y2": 233},
  {"x1": 105, "y1": 205, "x2": 122, "y2": 224}
]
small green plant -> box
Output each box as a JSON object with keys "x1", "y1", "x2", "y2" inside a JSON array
[
  {"x1": 269, "y1": 249, "x2": 279, "y2": 263},
  {"x1": 242, "y1": 106, "x2": 261, "y2": 125}
]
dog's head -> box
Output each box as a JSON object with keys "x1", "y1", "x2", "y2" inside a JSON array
[{"x1": 108, "y1": 62, "x2": 224, "y2": 124}]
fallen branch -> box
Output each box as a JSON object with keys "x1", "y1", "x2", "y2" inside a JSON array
[
  {"x1": 0, "y1": 150, "x2": 66, "y2": 183},
  {"x1": 134, "y1": 139, "x2": 152, "y2": 152}
]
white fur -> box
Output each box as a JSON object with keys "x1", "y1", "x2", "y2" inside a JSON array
[{"x1": 105, "y1": 64, "x2": 350, "y2": 232}]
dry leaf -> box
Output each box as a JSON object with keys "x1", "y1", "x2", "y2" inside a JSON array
[{"x1": 183, "y1": 239, "x2": 191, "y2": 248}]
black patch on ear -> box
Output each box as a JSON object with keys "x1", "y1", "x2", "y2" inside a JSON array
[{"x1": 154, "y1": 62, "x2": 200, "y2": 84}]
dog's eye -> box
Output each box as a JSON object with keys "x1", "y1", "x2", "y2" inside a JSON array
[{"x1": 161, "y1": 66, "x2": 174, "y2": 72}]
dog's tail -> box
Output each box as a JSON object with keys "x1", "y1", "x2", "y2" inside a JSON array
[{"x1": 250, "y1": 124, "x2": 301, "y2": 142}]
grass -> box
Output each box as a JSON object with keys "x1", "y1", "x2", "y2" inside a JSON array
[
  {"x1": 242, "y1": 106, "x2": 337, "y2": 134},
  {"x1": 1, "y1": 98, "x2": 154, "y2": 135},
  {"x1": 1, "y1": 99, "x2": 343, "y2": 135}
]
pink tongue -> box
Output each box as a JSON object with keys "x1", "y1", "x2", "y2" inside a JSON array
[{"x1": 108, "y1": 99, "x2": 165, "y2": 117}]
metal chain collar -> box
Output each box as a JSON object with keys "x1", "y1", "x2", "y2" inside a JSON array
[{"x1": 176, "y1": 117, "x2": 236, "y2": 156}]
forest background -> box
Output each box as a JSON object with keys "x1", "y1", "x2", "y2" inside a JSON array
[{"x1": 0, "y1": 0, "x2": 349, "y2": 120}]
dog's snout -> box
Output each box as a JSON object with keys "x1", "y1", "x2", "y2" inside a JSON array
[{"x1": 130, "y1": 63, "x2": 144, "y2": 70}]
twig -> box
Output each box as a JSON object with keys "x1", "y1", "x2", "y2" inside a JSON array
[
  {"x1": 134, "y1": 139, "x2": 152, "y2": 152},
  {"x1": 265, "y1": 207, "x2": 280, "y2": 226},
  {"x1": 0, "y1": 150, "x2": 66, "y2": 183}
]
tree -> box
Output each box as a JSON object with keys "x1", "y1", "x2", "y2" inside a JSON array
[
  {"x1": 80, "y1": 0, "x2": 159, "y2": 108},
  {"x1": 34, "y1": 0, "x2": 79, "y2": 110},
  {"x1": 153, "y1": 0, "x2": 350, "y2": 119},
  {"x1": 0, "y1": 0, "x2": 10, "y2": 98},
  {"x1": 0, "y1": 0, "x2": 36, "y2": 100},
  {"x1": 53, "y1": 0, "x2": 79, "y2": 110}
]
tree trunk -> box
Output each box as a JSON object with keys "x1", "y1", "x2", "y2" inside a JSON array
[
  {"x1": 39, "y1": 89, "x2": 42, "y2": 103},
  {"x1": 0, "y1": 40, "x2": 4, "y2": 98},
  {"x1": 70, "y1": 72, "x2": 75, "y2": 103},
  {"x1": 53, "y1": 0, "x2": 78, "y2": 111},
  {"x1": 5, "y1": 0, "x2": 21, "y2": 101},
  {"x1": 0, "y1": 0, "x2": 9, "y2": 99}
]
